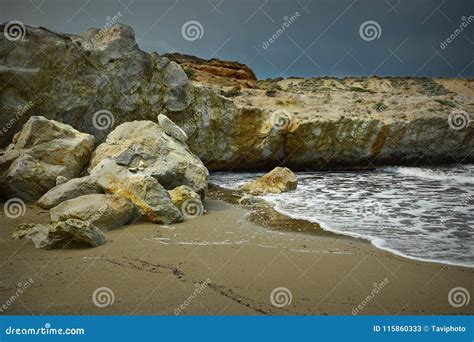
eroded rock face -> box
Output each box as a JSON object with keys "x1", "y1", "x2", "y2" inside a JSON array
[
  {"x1": 37, "y1": 176, "x2": 103, "y2": 209},
  {"x1": 0, "y1": 116, "x2": 94, "y2": 202},
  {"x1": 164, "y1": 52, "x2": 257, "y2": 88},
  {"x1": 50, "y1": 194, "x2": 135, "y2": 230},
  {"x1": 1, "y1": 24, "x2": 472, "y2": 172},
  {"x1": 90, "y1": 159, "x2": 183, "y2": 224},
  {"x1": 13, "y1": 219, "x2": 105, "y2": 249},
  {"x1": 89, "y1": 120, "x2": 208, "y2": 196},
  {"x1": 241, "y1": 167, "x2": 297, "y2": 195},
  {"x1": 0, "y1": 23, "x2": 190, "y2": 147}
]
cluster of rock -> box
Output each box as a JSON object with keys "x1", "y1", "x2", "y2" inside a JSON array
[
  {"x1": 2, "y1": 23, "x2": 472, "y2": 172},
  {"x1": 2, "y1": 115, "x2": 208, "y2": 249}
]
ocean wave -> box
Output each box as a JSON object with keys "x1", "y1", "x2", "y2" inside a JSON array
[
  {"x1": 381, "y1": 166, "x2": 474, "y2": 184},
  {"x1": 211, "y1": 166, "x2": 474, "y2": 267}
]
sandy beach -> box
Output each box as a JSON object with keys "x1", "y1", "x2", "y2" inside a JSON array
[{"x1": 1, "y1": 190, "x2": 473, "y2": 316}]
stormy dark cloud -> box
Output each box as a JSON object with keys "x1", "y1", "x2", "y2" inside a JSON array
[{"x1": 1, "y1": 0, "x2": 473, "y2": 79}]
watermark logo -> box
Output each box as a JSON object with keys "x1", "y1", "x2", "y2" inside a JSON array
[
  {"x1": 0, "y1": 278, "x2": 34, "y2": 313},
  {"x1": 448, "y1": 110, "x2": 470, "y2": 130},
  {"x1": 270, "y1": 287, "x2": 292, "y2": 308},
  {"x1": 440, "y1": 16, "x2": 474, "y2": 50},
  {"x1": 181, "y1": 20, "x2": 204, "y2": 41},
  {"x1": 448, "y1": 287, "x2": 470, "y2": 308},
  {"x1": 271, "y1": 109, "x2": 294, "y2": 131},
  {"x1": 262, "y1": 12, "x2": 301, "y2": 49},
  {"x1": 3, "y1": 21, "x2": 26, "y2": 42},
  {"x1": 359, "y1": 20, "x2": 382, "y2": 41},
  {"x1": 352, "y1": 278, "x2": 389, "y2": 315},
  {"x1": 174, "y1": 278, "x2": 211, "y2": 315},
  {"x1": 4, "y1": 198, "x2": 26, "y2": 219},
  {"x1": 181, "y1": 198, "x2": 204, "y2": 219},
  {"x1": 92, "y1": 287, "x2": 115, "y2": 308},
  {"x1": 92, "y1": 110, "x2": 115, "y2": 131},
  {"x1": 0, "y1": 101, "x2": 34, "y2": 137},
  {"x1": 82, "y1": 12, "x2": 123, "y2": 50}
]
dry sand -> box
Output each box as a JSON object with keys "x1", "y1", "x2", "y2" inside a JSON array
[{"x1": 0, "y1": 197, "x2": 473, "y2": 315}]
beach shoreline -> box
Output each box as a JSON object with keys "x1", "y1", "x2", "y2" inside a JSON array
[{"x1": 1, "y1": 193, "x2": 473, "y2": 316}]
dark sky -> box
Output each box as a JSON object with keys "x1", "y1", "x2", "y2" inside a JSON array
[{"x1": 2, "y1": 0, "x2": 473, "y2": 79}]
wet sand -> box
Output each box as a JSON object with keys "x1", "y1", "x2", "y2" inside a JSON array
[{"x1": 0, "y1": 197, "x2": 473, "y2": 315}]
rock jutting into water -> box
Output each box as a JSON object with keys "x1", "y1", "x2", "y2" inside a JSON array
[{"x1": 241, "y1": 167, "x2": 298, "y2": 195}]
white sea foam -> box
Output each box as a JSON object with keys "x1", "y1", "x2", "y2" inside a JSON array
[{"x1": 211, "y1": 165, "x2": 474, "y2": 267}]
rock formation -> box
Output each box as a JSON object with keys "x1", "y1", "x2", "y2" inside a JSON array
[
  {"x1": 0, "y1": 116, "x2": 94, "y2": 201},
  {"x1": 90, "y1": 159, "x2": 183, "y2": 224},
  {"x1": 164, "y1": 52, "x2": 257, "y2": 88},
  {"x1": 37, "y1": 176, "x2": 103, "y2": 209},
  {"x1": 241, "y1": 167, "x2": 298, "y2": 195},
  {"x1": 49, "y1": 194, "x2": 135, "y2": 231},
  {"x1": 88, "y1": 120, "x2": 208, "y2": 196},
  {"x1": 13, "y1": 219, "x2": 105, "y2": 249},
  {"x1": 1, "y1": 23, "x2": 472, "y2": 171}
]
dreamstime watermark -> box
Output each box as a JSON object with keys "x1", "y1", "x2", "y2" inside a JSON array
[
  {"x1": 4, "y1": 198, "x2": 26, "y2": 219},
  {"x1": 181, "y1": 198, "x2": 204, "y2": 219},
  {"x1": 359, "y1": 20, "x2": 382, "y2": 41},
  {"x1": 352, "y1": 278, "x2": 389, "y2": 315},
  {"x1": 174, "y1": 278, "x2": 211, "y2": 315},
  {"x1": 440, "y1": 16, "x2": 474, "y2": 50},
  {"x1": 0, "y1": 278, "x2": 34, "y2": 313},
  {"x1": 3, "y1": 21, "x2": 26, "y2": 42},
  {"x1": 448, "y1": 110, "x2": 470, "y2": 130},
  {"x1": 271, "y1": 109, "x2": 294, "y2": 131},
  {"x1": 92, "y1": 287, "x2": 115, "y2": 308},
  {"x1": 4, "y1": 323, "x2": 85, "y2": 336},
  {"x1": 82, "y1": 12, "x2": 123, "y2": 50},
  {"x1": 181, "y1": 20, "x2": 204, "y2": 41},
  {"x1": 0, "y1": 101, "x2": 34, "y2": 137},
  {"x1": 262, "y1": 12, "x2": 301, "y2": 49},
  {"x1": 270, "y1": 287, "x2": 292, "y2": 308},
  {"x1": 92, "y1": 109, "x2": 115, "y2": 131},
  {"x1": 350, "y1": 120, "x2": 371, "y2": 139},
  {"x1": 440, "y1": 193, "x2": 471, "y2": 225},
  {"x1": 448, "y1": 287, "x2": 470, "y2": 308}
]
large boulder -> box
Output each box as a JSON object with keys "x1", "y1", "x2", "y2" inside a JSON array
[
  {"x1": 0, "y1": 116, "x2": 94, "y2": 202},
  {"x1": 37, "y1": 176, "x2": 102, "y2": 209},
  {"x1": 88, "y1": 120, "x2": 208, "y2": 196},
  {"x1": 50, "y1": 194, "x2": 135, "y2": 231},
  {"x1": 241, "y1": 167, "x2": 298, "y2": 195},
  {"x1": 13, "y1": 219, "x2": 105, "y2": 249},
  {"x1": 90, "y1": 159, "x2": 183, "y2": 224}
]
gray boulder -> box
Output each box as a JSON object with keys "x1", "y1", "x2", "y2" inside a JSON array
[
  {"x1": 90, "y1": 159, "x2": 183, "y2": 224},
  {"x1": 89, "y1": 120, "x2": 208, "y2": 196},
  {"x1": 37, "y1": 176, "x2": 103, "y2": 209},
  {"x1": 13, "y1": 219, "x2": 105, "y2": 249},
  {"x1": 0, "y1": 116, "x2": 94, "y2": 202},
  {"x1": 50, "y1": 194, "x2": 135, "y2": 231}
]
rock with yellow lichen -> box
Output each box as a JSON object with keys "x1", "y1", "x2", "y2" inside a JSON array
[
  {"x1": 241, "y1": 167, "x2": 297, "y2": 195},
  {"x1": 90, "y1": 159, "x2": 183, "y2": 224}
]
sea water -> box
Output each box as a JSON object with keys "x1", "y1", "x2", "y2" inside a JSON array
[{"x1": 211, "y1": 165, "x2": 474, "y2": 267}]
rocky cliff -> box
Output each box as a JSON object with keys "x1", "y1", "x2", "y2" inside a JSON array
[{"x1": 1, "y1": 23, "x2": 473, "y2": 171}]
